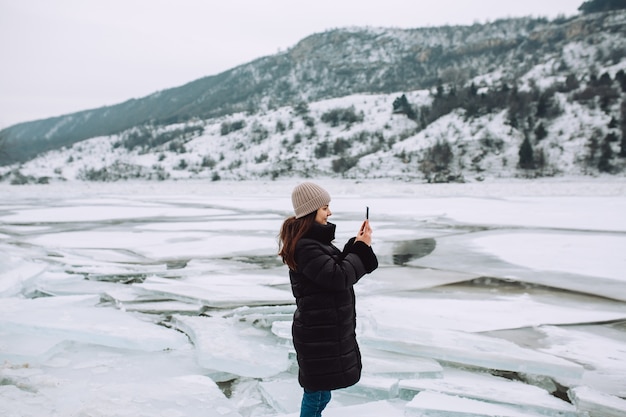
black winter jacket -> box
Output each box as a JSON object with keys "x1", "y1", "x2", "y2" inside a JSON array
[{"x1": 289, "y1": 222, "x2": 378, "y2": 391}]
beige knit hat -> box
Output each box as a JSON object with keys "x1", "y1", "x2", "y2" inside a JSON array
[{"x1": 292, "y1": 182, "x2": 331, "y2": 218}]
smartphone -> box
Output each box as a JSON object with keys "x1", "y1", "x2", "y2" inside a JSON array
[{"x1": 366, "y1": 206, "x2": 369, "y2": 220}]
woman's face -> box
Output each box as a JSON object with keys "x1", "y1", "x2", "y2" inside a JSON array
[{"x1": 314, "y1": 205, "x2": 332, "y2": 225}]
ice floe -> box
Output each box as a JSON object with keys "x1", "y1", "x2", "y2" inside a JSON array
[{"x1": 1, "y1": 179, "x2": 625, "y2": 416}]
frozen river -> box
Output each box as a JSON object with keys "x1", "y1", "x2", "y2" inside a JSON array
[{"x1": 1, "y1": 179, "x2": 626, "y2": 417}]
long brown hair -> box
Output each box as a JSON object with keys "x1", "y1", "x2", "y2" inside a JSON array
[{"x1": 278, "y1": 212, "x2": 316, "y2": 271}]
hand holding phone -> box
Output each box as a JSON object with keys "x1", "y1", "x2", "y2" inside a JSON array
[
  {"x1": 357, "y1": 206, "x2": 372, "y2": 246},
  {"x1": 361, "y1": 206, "x2": 369, "y2": 232}
]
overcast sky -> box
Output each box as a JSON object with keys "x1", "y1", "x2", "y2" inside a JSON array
[{"x1": 0, "y1": 0, "x2": 583, "y2": 128}]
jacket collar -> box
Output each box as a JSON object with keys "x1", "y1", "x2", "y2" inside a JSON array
[{"x1": 304, "y1": 222, "x2": 336, "y2": 244}]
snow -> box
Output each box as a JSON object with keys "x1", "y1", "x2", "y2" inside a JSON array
[
  {"x1": 4, "y1": 61, "x2": 625, "y2": 183},
  {"x1": 1, "y1": 178, "x2": 625, "y2": 416}
]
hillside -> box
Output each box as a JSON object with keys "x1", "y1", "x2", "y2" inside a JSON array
[{"x1": 1, "y1": 9, "x2": 626, "y2": 183}]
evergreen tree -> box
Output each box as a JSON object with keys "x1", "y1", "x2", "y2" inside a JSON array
[
  {"x1": 598, "y1": 136, "x2": 614, "y2": 172},
  {"x1": 275, "y1": 120, "x2": 286, "y2": 133},
  {"x1": 586, "y1": 133, "x2": 601, "y2": 169},
  {"x1": 469, "y1": 82, "x2": 478, "y2": 97},
  {"x1": 564, "y1": 74, "x2": 580, "y2": 92},
  {"x1": 314, "y1": 141, "x2": 329, "y2": 158},
  {"x1": 294, "y1": 101, "x2": 310, "y2": 116},
  {"x1": 620, "y1": 100, "x2": 626, "y2": 157},
  {"x1": 392, "y1": 94, "x2": 417, "y2": 120},
  {"x1": 392, "y1": 94, "x2": 408, "y2": 113},
  {"x1": 0, "y1": 131, "x2": 8, "y2": 161},
  {"x1": 616, "y1": 70, "x2": 626, "y2": 92},
  {"x1": 420, "y1": 140, "x2": 455, "y2": 182},
  {"x1": 507, "y1": 86, "x2": 533, "y2": 129},
  {"x1": 435, "y1": 85, "x2": 445, "y2": 98},
  {"x1": 534, "y1": 122, "x2": 548, "y2": 141},
  {"x1": 535, "y1": 148, "x2": 547, "y2": 172},
  {"x1": 536, "y1": 92, "x2": 552, "y2": 118},
  {"x1": 579, "y1": 0, "x2": 626, "y2": 14},
  {"x1": 518, "y1": 136, "x2": 535, "y2": 169},
  {"x1": 598, "y1": 72, "x2": 613, "y2": 86}
]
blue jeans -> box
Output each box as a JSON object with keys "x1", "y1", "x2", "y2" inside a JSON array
[{"x1": 300, "y1": 389, "x2": 331, "y2": 417}]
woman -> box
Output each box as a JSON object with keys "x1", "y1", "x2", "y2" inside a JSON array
[{"x1": 278, "y1": 182, "x2": 378, "y2": 417}]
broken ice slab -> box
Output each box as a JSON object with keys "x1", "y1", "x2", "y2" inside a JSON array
[
  {"x1": 398, "y1": 368, "x2": 577, "y2": 417},
  {"x1": 78, "y1": 374, "x2": 244, "y2": 417},
  {"x1": 361, "y1": 347, "x2": 443, "y2": 379},
  {"x1": 180, "y1": 270, "x2": 289, "y2": 287},
  {"x1": 357, "y1": 291, "x2": 626, "y2": 333},
  {"x1": 271, "y1": 320, "x2": 292, "y2": 340},
  {"x1": 23, "y1": 270, "x2": 130, "y2": 298},
  {"x1": 362, "y1": 325, "x2": 584, "y2": 381},
  {"x1": 536, "y1": 325, "x2": 626, "y2": 396},
  {"x1": 410, "y1": 229, "x2": 626, "y2": 301},
  {"x1": 568, "y1": 386, "x2": 626, "y2": 417},
  {"x1": 355, "y1": 266, "x2": 478, "y2": 295},
  {"x1": 112, "y1": 300, "x2": 207, "y2": 315},
  {"x1": 101, "y1": 286, "x2": 171, "y2": 303},
  {"x1": 133, "y1": 275, "x2": 293, "y2": 308},
  {"x1": 61, "y1": 247, "x2": 156, "y2": 264},
  {"x1": 102, "y1": 285, "x2": 207, "y2": 315},
  {"x1": 24, "y1": 227, "x2": 276, "y2": 260},
  {"x1": 344, "y1": 375, "x2": 399, "y2": 399},
  {"x1": 0, "y1": 328, "x2": 65, "y2": 363},
  {"x1": 473, "y1": 232, "x2": 626, "y2": 281},
  {"x1": 0, "y1": 261, "x2": 47, "y2": 296},
  {"x1": 136, "y1": 218, "x2": 283, "y2": 234},
  {"x1": 259, "y1": 379, "x2": 303, "y2": 414},
  {"x1": 405, "y1": 391, "x2": 548, "y2": 417},
  {"x1": 0, "y1": 385, "x2": 50, "y2": 417},
  {"x1": 224, "y1": 305, "x2": 296, "y2": 328},
  {"x1": 136, "y1": 232, "x2": 276, "y2": 259},
  {"x1": 171, "y1": 314, "x2": 290, "y2": 379},
  {"x1": 0, "y1": 295, "x2": 189, "y2": 352},
  {"x1": 0, "y1": 251, "x2": 47, "y2": 297},
  {"x1": 42, "y1": 247, "x2": 163, "y2": 274},
  {"x1": 0, "y1": 370, "x2": 242, "y2": 417}
]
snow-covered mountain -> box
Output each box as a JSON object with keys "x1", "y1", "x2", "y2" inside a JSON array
[{"x1": 1, "y1": 9, "x2": 626, "y2": 183}]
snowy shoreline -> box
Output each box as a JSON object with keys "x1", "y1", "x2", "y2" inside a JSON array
[{"x1": 2, "y1": 176, "x2": 626, "y2": 199}]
